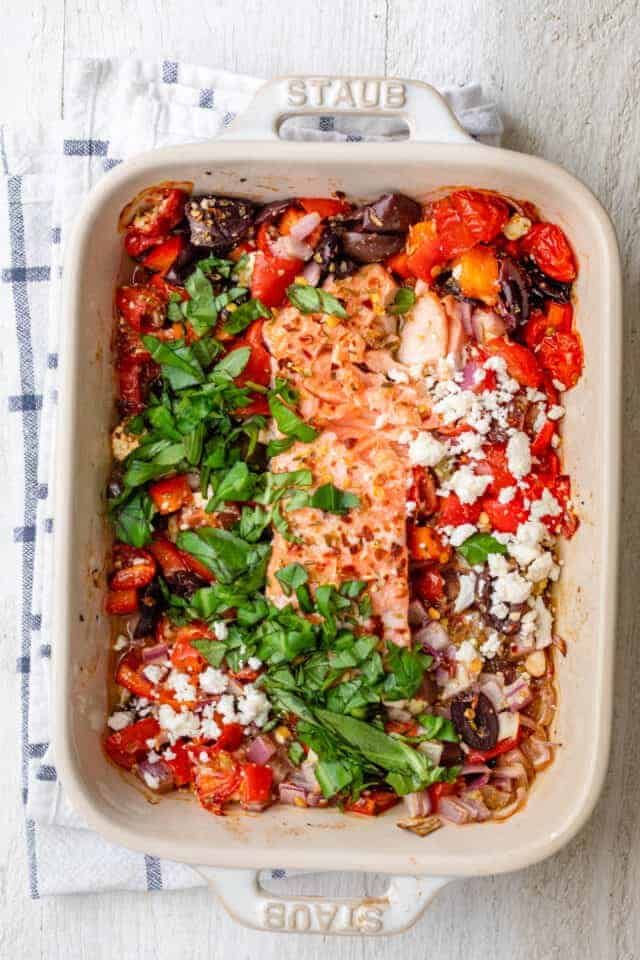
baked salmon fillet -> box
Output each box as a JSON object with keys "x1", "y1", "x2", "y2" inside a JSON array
[{"x1": 266, "y1": 433, "x2": 412, "y2": 646}]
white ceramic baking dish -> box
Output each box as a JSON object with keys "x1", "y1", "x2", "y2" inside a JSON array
[{"x1": 53, "y1": 77, "x2": 622, "y2": 936}]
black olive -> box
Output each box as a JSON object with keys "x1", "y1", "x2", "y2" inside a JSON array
[
  {"x1": 165, "y1": 570, "x2": 206, "y2": 598},
  {"x1": 106, "y1": 475, "x2": 123, "y2": 500},
  {"x1": 440, "y1": 742, "x2": 465, "y2": 766},
  {"x1": 358, "y1": 193, "x2": 422, "y2": 234},
  {"x1": 133, "y1": 580, "x2": 163, "y2": 638},
  {"x1": 523, "y1": 259, "x2": 572, "y2": 307},
  {"x1": 310, "y1": 230, "x2": 356, "y2": 282},
  {"x1": 499, "y1": 257, "x2": 530, "y2": 326},
  {"x1": 185, "y1": 195, "x2": 255, "y2": 249},
  {"x1": 340, "y1": 231, "x2": 404, "y2": 264},
  {"x1": 164, "y1": 240, "x2": 201, "y2": 284},
  {"x1": 450, "y1": 691, "x2": 498, "y2": 751},
  {"x1": 254, "y1": 198, "x2": 295, "y2": 225}
]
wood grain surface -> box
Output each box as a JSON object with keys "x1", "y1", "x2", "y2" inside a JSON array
[{"x1": 0, "y1": 2, "x2": 638, "y2": 957}]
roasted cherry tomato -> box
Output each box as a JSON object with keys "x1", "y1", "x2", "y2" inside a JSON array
[
  {"x1": 104, "y1": 717, "x2": 161, "y2": 770},
  {"x1": 436, "y1": 492, "x2": 482, "y2": 528},
  {"x1": 170, "y1": 623, "x2": 212, "y2": 675},
  {"x1": 116, "y1": 284, "x2": 166, "y2": 333},
  {"x1": 385, "y1": 249, "x2": 413, "y2": 279},
  {"x1": 482, "y1": 492, "x2": 529, "y2": 534},
  {"x1": 194, "y1": 750, "x2": 242, "y2": 814},
  {"x1": 141, "y1": 234, "x2": 186, "y2": 275},
  {"x1": 114, "y1": 649, "x2": 156, "y2": 699},
  {"x1": 474, "y1": 443, "x2": 515, "y2": 496},
  {"x1": 251, "y1": 223, "x2": 304, "y2": 308},
  {"x1": 110, "y1": 543, "x2": 156, "y2": 590},
  {"x1": 149, "y1": 475, "x2": 194, "y2": 515},
  {"x1": 228, "y1": 319, "x2": 271, "y2": 388},
  {"x1": 279, "y1": 206, "x2": 323, "y2": 247},
  {"x1": 213, "y1": 723, "x2": 245, "y2": 752},
  {"x1": 537, "y1": 330, "x2": 584, "y2": 389},
  {"x1": 105, "y1": 587, "x2": 139, "y2": 615},
  {"x1": 149, "y1": 537, "x2": 215, "y2": 584},
  {"x1": 407, "y1": 525, "x2": 451, "y2": 564},
  {"x1": 434, "y1": 190, "x2": 509, "y2": 260},
  {"x1": 453, "y1": 245, "x2": 499, "y2": 302},
  {"x1": 523, "y1": 302, "x2": 573, "y2": 350},
  {"x1": 385, "y1": 720, "x2": 420, "y2": 737},
  {"x1": 239, "y1": 762, "x2": 274, "y2": 808},
  {"x1": 521, "y1": 221, "x2": 577, "y2": 282},
  {"x1": 412, "y1": 565, "x2": 445, "y2": 604},
  {"x1": 228, "y1": 665, "x2": 261, "y2": 684},
  {"x1": 408, "y1": 466, "x2": 438, "y2": 518},
  {"x1": 126, "y1": 187, "x2": 187, "y2": 241},
  {"x1": 530, "y1": 418, "x2": 556, "y2": 458},
  {"x1": 484, "y1": 336, "x2": 542, "y2": 388},
  {"x1": 405, "y1": 219, "x2": 442, "y2": 281},
  {"x1": 298, "y1": 197, "x2": 350, "y2": 218},
  {"x1": 344, "y1": 789, "x2": 400, "y2": 816}
]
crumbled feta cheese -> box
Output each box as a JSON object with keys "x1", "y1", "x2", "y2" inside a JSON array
[
  {"x1": 248, "y1": 656, "x2": 262, "y2": 671},
  {"x1": 374, "y1": 413, "x2": 389, "y2": 430},
  {"x1": 491, "y1": 601, "x2": 509, "y2": 620},
  {"x1": 529, "y1": 488, "x2": 562, "y2": 520},
  {"x1": 213, "y1": 621, "x2": 229, "y2": 641},
  {"x1": 492, "y1": 568, "x2": 532, "y2": 605},
  {"x1": 533, "y1": 596, "x2": 553, "y2": 648},
  {"x1": 216, "y1": 694, "x2": 238, "y2": 724},
  {"x1": 162, "y1": 747, "x2": 176, "y2": 761},
  {"x1": 442, "y1": 466, "x2": 492, "y2": 505},
  {"x1": 200, "y1": 717, "x2": 222, "y2": 740},
  {"x1": 113, "y1": 634, "x2": 128, "y2": 651},
  {"x1": 142, "y1": 772, "x2": 160, "y2": 790},
  {"x1": 547, "y1": 405, "x2": 564, "y2": 421},
  {"x1": 111, "y1": 421, "x2": 140, "y2": 461},
  {"x1": 473, "y1": 367, "x2": 487, "y2": 385},
  {"x1": 448, "y1": 523, "x2": 477, "y2": 547},
  {"x1": 552, "y1": 379, "x2": 567, "y2": 392},
  {"x1": 488, "y1": 553, "x2": 510, "y2": 578},
  {"x1": 199, "y1": 750, "x2": 210, "y2": 763},
  {"x1": 498, "y1": 485, "x2": 516, "y2": 504},
  {"x1": 480, "y1": 633, "x2": 502, "y2": 659},
  {"x1": 506, "y1": 431, "x2": 532, "y2": 480},
  {"x1": 451, "y1": 429, "x2": 486, "y2": 460},
  {"x1": 142, "y1": 664, "x2": 165, "y2": 685},
  {"x1": 147, "y1": 749, "x2": 161, "y2": 764},
  {"x1": 408, "y1": 431, "x2": 447, "y2": 468},
  {"x1": 484, "y1": 355, "x2": 508, "y2": 376},
  {"x1": 503, "y1": 213, "x2": 532, "y2": 240},
  {"x1": 405, "y1": 499, "x2": 417, "y2": 516},
  {"x1": 167, "y1": 669, "x2": 197, "y2": 703},
  {"x1": 526, "y1": 551, "x2": 558, "y2": 583},
  {"x1": 199, "y1": 666, "x2": 228, "y2": 695},
  {"x1": 533, "y1": 410, "x2": 547, "y2": 435},
  {"x1": 107, "y1": 710, "x2": 132, "y2": 732},
  {"x1": 157, "y1": 704, "x2": 200, "y2": 742},
  {"x1": 454, "y1": 573, "x2": 477, "y2": 614},
  {"x1": 432, "y1": 388, "x2": 475, "y2": 425},
  {"x1": 456, "y1": 640, "x2": 482, "y2": 671},
  {"x1": 236, "y1": 685, "x2": 271, "y2": 727},
  {"x1": 526, "y1": 388, "x2": 547, "y2": 403}
]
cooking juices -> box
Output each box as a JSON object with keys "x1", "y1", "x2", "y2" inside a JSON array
[{"x1": 104, "y1": 185, "x2": 582, "y2": 833}]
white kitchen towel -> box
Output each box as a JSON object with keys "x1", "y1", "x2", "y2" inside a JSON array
[{"x1": 2, "y1": 57, "x2": 501, "y2": 897}]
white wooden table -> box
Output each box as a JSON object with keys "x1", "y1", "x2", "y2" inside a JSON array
[{"x1": 1, "y1": 1, "x2": 639, "y2": 957}]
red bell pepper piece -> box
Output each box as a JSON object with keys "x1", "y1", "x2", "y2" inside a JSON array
[
  {"x1": 165, "y1": 740, "x2": 194, "y2": 787},
  {"x1": 521, "y1": 221, "x2": 577, "y2": 282},
  {"x1": 405, "y1": 220, "x2": 443, "y2": 281},
  {"x1": 531, "y1": 418, "x2": 556, "y2": 458},
  {"x1": 104, "y1": 716, "x2": 161, "y2": 770},
  {"x1": 239, "y1": 763, "x2": 273, "y2": 807},
  {"x1": 298, "y1": 197, "x2": 350, "y2": 218},
  {"x1": 214, "y1": 723, "x2": 245, "y2": 752},
  {"x1": 170, "y1": 623, "x2": 212, "y2": 675},
  {"x1": 466, "y1": 731, "x2": 523, "y2": 764},
  {"x1": 110, "y1": 543, "x2": 156, "y2": 590},
  {"x1": 385, "y1": 250, "x2": 413, "y2": 279},
  {"x1": 428, "y1": 780, "x2": 459, "y2": 812},
  {"x1": 194, "y1": 750, "x2": 242, "y2": 814},
  {"x1": 149, "y1": 537, "x2": 215, "y2": 583},
  {"x1": 116, "y1": 284, "x2": 167, "y2": 333},
  {"x1": 482, "y1": 492, "x2": 529, "y2": 534},
  {"x1": 537, "y1": 330, "x2": 584, "y2": 390},
  {"x1": 345, "y1": 789, "x2": 400, "y2": 816},
  {"x1": 484, "y1": 336, "x2": 542, "y2": 389},
  {"x1": 115, "y1": 650, "x2": 156, "y2": 699},
  {"x1": 436, "y1": 492, "x2": 482, "y2": 528},
  {"x1": 141, "y1": 234, "x2": 186, "y2": 275},
  {"x1": 149, "y1": 475, "x2": 194, "y2": 515}
]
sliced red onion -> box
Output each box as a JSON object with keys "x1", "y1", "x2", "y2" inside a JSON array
[
  {"x1": 289, "y1": 211, "x2": 321, "y2": 242},
  {"x1": 438, "y1": 796, "x2": 472, "y2": 825},
  {"x1": 293, "y1": 761, "x2": 321, "y2": 793},
  {"x1": 435, "y1": 667, "x2": 452, "y2": 687},
  {"x1": 278, "y1": 781, "x2": 308, "y2": 806},
  {"x1": 471, "y1": 308, "x2": 507, "y2": 344},
  {"x1": 241, "y1": 799, "x2": 272, "y2": 813},
  {"x1": 504, "y1": 678, "x2": 533, "y2": 712},
  {"x1": 498, "y1": 710, "x2": 521, "y2": 742},
  {"x1": 141, "y1": 642, "x2": 170, "y2": 663},
  {"x1": 415, "y1": 621, "x2": 449, "y2": 652},
  {"x1": 457, "y1": 792, "x2": 491, "y2": 821},
  {"x1": 478, "y1": 676, "x2": 506, "y2": 712},
  {"x1": 460, "y1": 359, "x2": 484, "y2": 390},
  {"x1": 520, "y1": 735, "x2": 554, "y2": 771},
  {"x1": 272, "y1": 234, "x2": 313, "y2": 261},
  {"x1": 466, "y1": 772, "x2": 490, "y2": 789},
  {"x1": 461, "y1": 763, "x2": 491, "y2": 776},
  {"x1": 246, "y1": 735, "x2": 277, "y2": 765},
  {"x1": 302, "y1": 259, "x2": 322, "y2": 286},
  {"x1": 137, "y1": 758, "x2": 175, "y2": 793},
  {"x1": 492, "y1": 786, "x2": 527, "y2": 821},
  {"x1": 405, "y1": 791, "x2": 432, "y2": 817}
]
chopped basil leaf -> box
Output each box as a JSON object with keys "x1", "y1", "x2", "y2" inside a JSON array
[
  {"x1": 177, "y1": 527, "x2": 271, "y2": 585},
  {"x1": 266, "y1": 436, "x2": 295, "y2": 458},
  {"x1": 114, "y1": 491, "x2": 155, "y2": 547},
  {"x1": 268, "y1": 394, "x2": 318, "y2": 443},
  {"x1": 416, "y1": 714, "x2": 459, "y2": 743},
  {"x1": 309, "y1": 483, "x2": 360, "y2": 514},
  {"x1": 388, "y1": 286, "x2": 416, "y2": 315},
  {"x1": 222, "y1": 298, "x2": 270, "y2": 335},
  {"x1": 457, "y1": 532, "x2": 507, "y2": 565},
  {"x1": 191, "y1": 638, "x2": 227, "y2": 667},
  {"x1": 211, "y1": 346, "x2": 250, "y2": 380},
  {"x1": 287, "y1": 284, "x2": 347, "y2": 319},
  {"x1": 287, "y1": 741, "x2": 305, "y2": 766},
  {"x1": 141, "y1": 336, "x2": 205, "y2": 389},
  {"x1": 183, "y1": 422, "x2": 204, "y2": 465},
  {"x1": 207, "y1": 461, "x2": 256, "y2": 508},
  {"x1": 236, "y1": 505, "x2": 271, "y2": 542},
  {"x1": 275, "y1": 562, "x2": 308, "y2": 596},
  {"x1": 383, "y1": 644, "x2": 432, "y2": 701}
]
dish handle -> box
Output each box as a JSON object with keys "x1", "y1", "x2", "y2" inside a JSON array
[
  {"x1": 220, "y1": 75, "x2": 473, "y2": 144},
  {"x1": 196, "y1": 866, "x2": 451, "y2": 936}
]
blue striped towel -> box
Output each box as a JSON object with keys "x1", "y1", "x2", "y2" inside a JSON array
[{"x1": 1, "y1": 57, "x2": 501, "y2": 897}]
